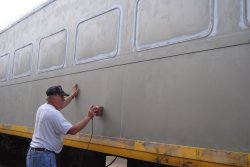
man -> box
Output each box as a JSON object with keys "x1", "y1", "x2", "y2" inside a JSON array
[{"x1": 26, "y1": 84, "x2": 100, "y2": 167}]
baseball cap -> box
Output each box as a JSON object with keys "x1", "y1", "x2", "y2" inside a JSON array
[{"x1": 46, "y1": 85, "x2": 69, "y2": 96}]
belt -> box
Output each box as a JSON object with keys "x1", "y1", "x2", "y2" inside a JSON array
[{"x1": 30, "y1": 147, "x2": 56, "y2": 154}]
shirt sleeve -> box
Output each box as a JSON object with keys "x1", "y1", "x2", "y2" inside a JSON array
[{"x1": 50, "y1": 111, "x2": 73, "y2": 135}]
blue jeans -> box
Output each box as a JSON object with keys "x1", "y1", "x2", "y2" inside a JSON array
[{"x1": 26, "y1": 148, "x2": 56, "y2": 167}]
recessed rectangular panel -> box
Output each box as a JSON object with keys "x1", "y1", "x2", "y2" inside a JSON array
[
  {"x1": 75, "y1": 8, "x2": 120, "y2": 64},
  {"x1": 38, "y1": 29, "x2": 67, "y2": 72},
  {"x1": 13, "y1": 44, "x2": 32, "y2": 78},
  {"x1": 135, "y1": 0, "x2": 213, "y2": 50},
  {"x1": 0, "y1": 54, "x2": 9, "y2": 81}
]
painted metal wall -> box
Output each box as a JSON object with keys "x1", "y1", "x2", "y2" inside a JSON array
[{"x1": 0, "y1": 0, "x2": 250, "y2": 155}]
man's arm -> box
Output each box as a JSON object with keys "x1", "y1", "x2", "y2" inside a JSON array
[
  {"x1": 61, "y1": 84, "x2": 79, "y2": 110},
  {"x1": 67, "y1": 105, "x2": 98, "y2": 135}
]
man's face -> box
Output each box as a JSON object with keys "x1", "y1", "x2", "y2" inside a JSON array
[{"x1": 52, "y1": 95, "x2": 65, "y2": 109}]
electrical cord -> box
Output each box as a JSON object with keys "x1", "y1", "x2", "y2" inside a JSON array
[
  {"x1": 84, "y1": 118, "x2": 93, "y2": 167},
  {"x1": 86, "y1": 118, "x2": 94, "y2": 150},
  {"x1": 84, "y1": 118, "x2": 117, "y2": 167}
]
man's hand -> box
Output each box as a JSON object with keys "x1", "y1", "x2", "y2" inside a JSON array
[
  {"x1": 59, "y1": 84, "x2": 79, "y2": 110},
  {"x1": 71, "y1": 84, "x2": 79, "y2": 98},
  {"x1": 67, "y1": 104, "x2": 100, "y2": 135},
  {"x1": 88, "y1": 105, "x2": 101, "y2": 119}
]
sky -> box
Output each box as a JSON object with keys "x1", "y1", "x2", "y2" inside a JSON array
[{"x1": 0, "y1": 0, "x2": 49, "y2": 31}]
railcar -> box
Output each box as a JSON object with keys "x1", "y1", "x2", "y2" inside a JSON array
[{"x1": 0, "y1": 0, "x2": 250, "y2": 166}]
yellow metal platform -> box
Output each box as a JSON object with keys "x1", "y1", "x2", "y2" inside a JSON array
[{"x1": 0, "y1": 123, "x2": 249, "y2": 167}]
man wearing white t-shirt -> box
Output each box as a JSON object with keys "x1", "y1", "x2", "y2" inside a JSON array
[{"x1": 26, "y1": 84, "x2": 100, "y2": 167}]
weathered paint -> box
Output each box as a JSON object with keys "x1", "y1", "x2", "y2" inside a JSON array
[{"x1": 0, "y1": 124, "x2": 249, "y2": 167}]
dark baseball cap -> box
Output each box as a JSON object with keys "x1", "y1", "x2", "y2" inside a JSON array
[{"x1": 46, "y1": 85, "x2": 69, "y2": 96}]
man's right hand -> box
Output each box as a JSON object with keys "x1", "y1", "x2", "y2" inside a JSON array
[{"x1": 88, "y1": 105, "x2": 100, "y2": 118}]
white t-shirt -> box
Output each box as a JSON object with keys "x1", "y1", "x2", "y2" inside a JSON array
[{"x1": 30, "y1": 103, "x2": 73, "y2": 153}]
